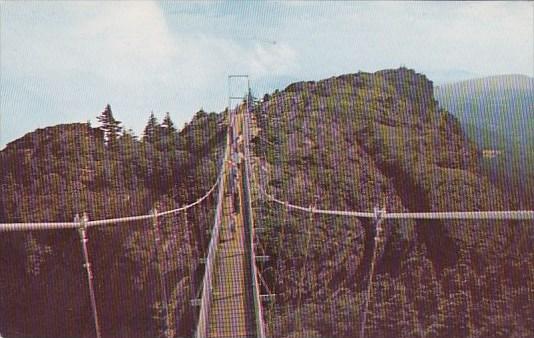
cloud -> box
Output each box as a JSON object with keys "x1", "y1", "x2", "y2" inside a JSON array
[
  {"x1": 16, "y1": 1, "x2": 299, "y2": 84},
  {"x1": 2, "y1": 1, "x2": 179, "y2": 91},
  {"x1": 0, "y1": 2, "x2": 179, "y2": 145},
  {"x1": 0, "y1": 1, "x2": 300, "y2": 146}
]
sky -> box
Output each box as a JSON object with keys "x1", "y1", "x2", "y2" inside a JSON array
[{"x1": 1, "y1": 1, "x2": 533, "y2": 149}]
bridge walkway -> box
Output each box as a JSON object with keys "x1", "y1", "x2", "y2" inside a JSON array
[{"x1": 207, "y1": 113, "x2": 257, "y2": 338}]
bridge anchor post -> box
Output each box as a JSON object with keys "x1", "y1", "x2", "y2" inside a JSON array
[
  {"x1": 360, "y1": 206, "x2": 386, "y2": 338},
  {"x1": 152, "y1": 207, "x2": 171, "y2": 338},
  {"x1": 76, "y1": 213, "x2": 102, "y2": 338}
]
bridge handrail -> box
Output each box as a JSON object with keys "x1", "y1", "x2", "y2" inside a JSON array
[
  {"x1": 257, "y1": 184, "x2": 534, "y2": 220},
  {"x1": 156, "y1": 179, "x2": 220, "y2": 217},
  {"x1": 0, "y1": 221, "x2": 80, "y2": 231},
  {"x1": 243, "y1": 101, "x2": 267, "y2": 338},
  {"x1": 194, "y1": 108, "x2": 233, "y2": 338},
  {"x1": 384, "y1": 210, "x2": 534, "y2": 220},
  {"x1": 0, "y1": 167, "x2": 222, "y2": 231}
]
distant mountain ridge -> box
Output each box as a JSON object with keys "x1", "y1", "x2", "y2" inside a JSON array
[
  {"x1": 434, "y1": 74, "x2": 533, "y2": 133},
  {"x1": 437, "y1": 74, "x2": 533, "y2": 89},
  {"x1": 434, "y1": 74, "x2": 533, "y2": 207}
]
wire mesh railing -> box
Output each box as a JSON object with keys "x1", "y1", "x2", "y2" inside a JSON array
[
  {"x1": 243, "y1": 97, "x2": 267, "y2": 338},
  {"x1": 194, "y1": 107, "x2": 234, "y2": 338}
]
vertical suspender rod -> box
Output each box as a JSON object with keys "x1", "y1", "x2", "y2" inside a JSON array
[{"x1": 77, "y1": 213, "x2": 102, "y2": 338}]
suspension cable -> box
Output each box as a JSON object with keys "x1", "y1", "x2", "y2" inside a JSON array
[{"x1": 255, "y1": 181, "x2": 534, "y2": 220}]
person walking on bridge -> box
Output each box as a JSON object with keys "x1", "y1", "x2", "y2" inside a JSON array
[{"x1": 228, "y1": 212, "x2": 237, "y2": 239}]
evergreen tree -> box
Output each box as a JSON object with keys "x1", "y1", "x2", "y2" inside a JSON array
[
  {"x1": 97, "y1": 104, "x2": 122, "y2": 146},
  {"x1": 122, "y1": 128, "x2": 138, "y2": 141},
  {"x1": 194, "y1": 109, "x2": 207, "y2": 121},
  {"x1": 161, "y1": 112, "x2": 177, "y2": 134},
  {"x1": 143, "y1": 112, "x2": 160, "y2": 144},
  {"x1": 161, "y1": 112, "x2": 178, "y2": 149}
]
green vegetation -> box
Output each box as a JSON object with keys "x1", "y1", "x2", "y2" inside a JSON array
[
  {"x1": 97, "y1": 104, "x2": 123, "y2": 147},
  {"x1": 253, "y1": 68, "x2": 533, "y2": 338},
  {"x1": 0, "y1": 106, "x2": 225, "y2": 337}
]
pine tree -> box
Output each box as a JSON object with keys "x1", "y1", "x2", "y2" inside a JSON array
[
  {"x1": 161, "y1": 112, "x2": 177, "y2": 134},
  {"x1": 143, "y1": 112, "x2": 160, "y2": 144},
  {"x1": 97, "y1": 104, "x2": 122, "y2": 146},
  {"x1": 161, "y1": 112, "x2": 178, "y2": 149},
  {"x1": 122, "y1": 128, "x2": 138, "y2": 141}
]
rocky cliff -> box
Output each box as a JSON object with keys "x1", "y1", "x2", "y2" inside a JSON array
[{"x1": 252, "y1": 68, "x2": 532, "y2": 338}]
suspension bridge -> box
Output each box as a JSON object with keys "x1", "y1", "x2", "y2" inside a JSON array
[{"x1": 1, "y1": 82, "x2": 533, "y2": 338}]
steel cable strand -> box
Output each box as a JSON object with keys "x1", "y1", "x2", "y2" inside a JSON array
[
  {"x1": 0, "y1": 127, "x2": 229, "y2": 231},
  {"x1": 253, "y1": 183, "x2": 534, "y2": 220},
  {"x1": 254, "y1": 176, "x2": 374, "y2": 217},
  {"x1": 232, "y1": 171, "x2": 534, "y2": 222},
  {"x1": 244, "y1": 102, "x2": 267, "y2": 338},
  {"x1": 0, "y1": 163, "x2": 220, "y2": 230},
  {"x1": 0, "y1": 221, "x2": 80, "y2": 231},
  {"x1": 250, "y1": 156, "x2": 534, "y2": 220},
  {"x1": 156, "y1": 178, "x2": 220, "y2": 217},
  {"x1": 194, "y1": 107, "x2": 235, "y2": 337}
]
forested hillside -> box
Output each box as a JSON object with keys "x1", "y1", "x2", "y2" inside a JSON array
[
  {"x1": 251, "y1": 68, "x2": 534, "y2": 338},
  {"x1": 0, "y1": 107, "x2": 226, "y2": 338}
]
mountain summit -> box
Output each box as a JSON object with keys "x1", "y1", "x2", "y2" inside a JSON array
[{"x1": 252, "y1": 68, "x2": 532, "y2": 337}]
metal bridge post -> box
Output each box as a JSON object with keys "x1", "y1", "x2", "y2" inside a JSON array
[
  {"x1": 360, "y1": 206, "x2": 386, "y2": 338},
  {"x1": 76, "y1": 213, "x2": 102, "y2": 338},
  {"x1": 152, "y1": 207, "x2": 171, "y2": 338},
  {"x1": 373, "y1": 206, "x2": 386, "y2": 244}
]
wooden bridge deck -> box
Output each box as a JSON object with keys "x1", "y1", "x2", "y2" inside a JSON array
[{"x1": 207, "y1": 114, "x2": 257, "y2": 338}]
